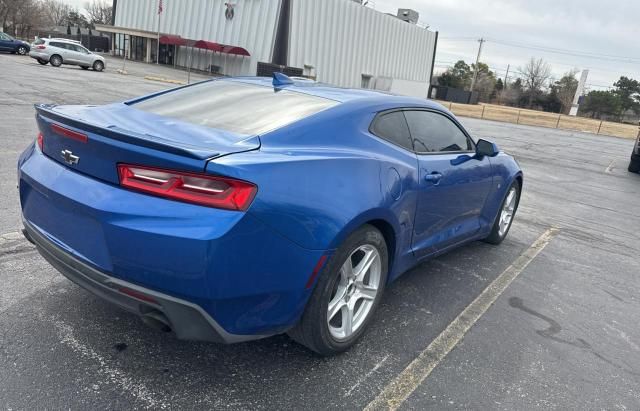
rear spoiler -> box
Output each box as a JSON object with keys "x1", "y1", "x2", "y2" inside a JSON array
[{"x1": 35, "y1": 103, "x2": 225, "y2": 160}]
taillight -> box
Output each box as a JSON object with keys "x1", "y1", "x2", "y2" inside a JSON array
[
  {"x1": 37, "y1": 132, "x2": 44, "y2": 151},
  {"x1": 51, "y1": 123, "x2": 88, "y2": 143},
  {"x1": 117, "y1": 164, "x2": 257, "y2": 211},
  {"x1": 35, "y1": 45, "x2": 46, "y2": 49}
]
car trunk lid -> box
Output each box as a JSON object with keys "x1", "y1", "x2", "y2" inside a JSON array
[{"x1": 35, "y1": 103, "x2": 260, "y2": 184}]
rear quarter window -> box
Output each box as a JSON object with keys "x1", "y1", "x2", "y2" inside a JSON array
[
  {"x1": 130, "y1": 81, "x2": 338, "y2": 135},
  {"x1": 369, "y1": 111, "x2": 413, "y2": 151}
]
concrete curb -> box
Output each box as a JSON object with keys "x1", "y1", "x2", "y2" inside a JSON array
[{"x1": 143, "y1": 75, "x2": 186, "y2": 85}]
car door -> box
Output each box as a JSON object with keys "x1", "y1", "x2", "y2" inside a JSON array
[
  {"x1": 49, "y1": 42, "x2": 70, "y2": 62},
  {"x1": 72, "y1": 44, "x2": 92, "y2": 65},
  {"x1": 0, "y1": 32, "x2": 11, "y2": 51},
  {"x1": 63, "y1": 43, "x2": 82, "y2": 64},
  {"x1": 406, "y1": 109, "x2": 494, "y2": 257}
]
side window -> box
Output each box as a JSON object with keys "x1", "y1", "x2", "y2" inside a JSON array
[
  {"x1": 0, "y1": 33, "x2": 9, "y2": 40},
  {"x1": 404, "y1": 110, "x2": 472, "y2": 153},
  {"x1": 73, "y1": 44, "x2": 88, "y2": 53},
  {"x1": 370, "y1": 111, "x2": 413, "y2": 151},
  {"x1": 50, "y1": 42, "x2": 63, "y2": 48}
]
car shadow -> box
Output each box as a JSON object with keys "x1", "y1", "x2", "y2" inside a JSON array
[{"x1": 12, "y1": 222, "x2": 543, "y2": 408}]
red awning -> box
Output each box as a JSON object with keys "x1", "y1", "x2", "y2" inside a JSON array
[
  {"x1": 193, "y1": 39, "x2": 250, "y2": 56},
  {"x1": 193, "y1": 40, "x2": 223, "y2": 52},
  {"x1": 220, "y1": 45, "x2": 250, "y2": 56},
  {"x1": 163, "y1": 35, "x2": 250, "y2": 56},
  {"x1": 159, "y1": 35, "x2": 191, "y2": 46}
]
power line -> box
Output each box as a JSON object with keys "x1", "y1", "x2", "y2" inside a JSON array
[
  {"x1": 438, "y1": 36, "x2": 478, "y2": 41},
  {"x1": 485, "y1": 38, "x2": 640, "y2": 65}
]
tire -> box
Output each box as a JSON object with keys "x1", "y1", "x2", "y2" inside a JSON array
[
  {"x1": 628, "y1": 156, "x2": 640, "y2": 173},
  {"x1": 288, "y1": 224, "x2": 388, "y2": 356},
  {"x1": 50, "y1": 54, "x2": 62, "y2": 67},
  {"x1": 81, "y1": 66, "x2": 89, "y2": 70},
  {"x1": 484, "y1": 180, "x2": 521, "y2": 245},
  {"x1": 37, "y1": 58, "x2": 48, "y2": 65},
  {"x1": 93, "y1": 60, "x2": 104, "y2": 72},
  {"x1": 17, "y1": 46, "x2": 28, "y2": 55}
]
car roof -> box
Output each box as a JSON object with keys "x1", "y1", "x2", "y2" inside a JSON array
[
  {"x1": 46, "y1": 38, "x2": 82, "y2": 44},
  {"x1": 225, "y1": 77, "x2": 448, "y2": 112}
]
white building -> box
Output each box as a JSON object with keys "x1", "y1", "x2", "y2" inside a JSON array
[{"x1": 97, "y1": 0, "x2": 438, "y2": 98}]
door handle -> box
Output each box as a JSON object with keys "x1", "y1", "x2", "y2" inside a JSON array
[{"x1": 424, "y1": 172, "x2": 443, "y2": 183}]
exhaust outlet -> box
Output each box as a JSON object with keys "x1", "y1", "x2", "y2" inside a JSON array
[{"x1": 141, "y1": 310, "x2": 172, "y2": 333}]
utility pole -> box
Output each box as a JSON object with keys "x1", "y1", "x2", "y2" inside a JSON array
[
  {"x1": 470, "y1": 37, "x2": 485, "y2": 92},
  {"x1": 503, "y1": 64, "x2": 510, "y2": 90}
]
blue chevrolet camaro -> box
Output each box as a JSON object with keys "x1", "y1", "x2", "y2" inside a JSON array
[{"x1": 18, "y1": 74, "x2": 522, "y2": 355}]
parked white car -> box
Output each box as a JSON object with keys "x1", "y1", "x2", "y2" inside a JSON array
[{"x1": 29, "y1": 38, "x2": 105, "y2": 72}]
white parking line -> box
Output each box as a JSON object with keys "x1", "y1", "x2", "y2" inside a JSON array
[
  {"x1": 363, "y1": 227, "x2": 560, "y2": 411},
  {"x1": 605, "y1": 160, "x2": 615, "y2": 173}
]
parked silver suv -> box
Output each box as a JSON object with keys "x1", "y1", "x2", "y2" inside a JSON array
[{"x1": 29, "y1": 38, "x2": 105, "y2": 72}]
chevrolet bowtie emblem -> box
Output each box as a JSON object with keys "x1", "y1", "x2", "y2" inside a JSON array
[{"x1": 60, "y1": 149, "x2": 79, "y2": 165}]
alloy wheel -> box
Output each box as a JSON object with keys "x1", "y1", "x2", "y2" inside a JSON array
[
  {"x1": 498, "y1": 187, "x2": 517, "y2": 236},
  {"x1": 17, "y1": 46, "x2": 27, "y2": 55},
  {"x1": 327, "y1": 244, "x2": 381, "y2": 341}
]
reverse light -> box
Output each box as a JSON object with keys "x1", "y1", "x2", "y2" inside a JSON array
[
  {"x1": 117, "y1": 164, "x2": 257, "y2": 211},
  {"x1": 51, "y1": 123, "x2": 88, "y2": 143},
  {"x1": 37, "y1": 132, "x2": 44, "y2": 151}
]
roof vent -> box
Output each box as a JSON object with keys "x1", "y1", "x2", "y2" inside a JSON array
[{"x1": 397, "y1": 8, "x2": 419, "y2": 24}]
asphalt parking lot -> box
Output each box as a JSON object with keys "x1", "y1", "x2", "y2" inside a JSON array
[{"x1": 1, "y1": 53, "x2": 639, "y2": 410}]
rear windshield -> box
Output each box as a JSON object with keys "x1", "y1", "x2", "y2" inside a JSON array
[
  {"x1": 130, "y1": 80, "x2": 338, "y2": 135},
  {"x1": 34, "y1": 38, "x2": 45, "y2": 45}
]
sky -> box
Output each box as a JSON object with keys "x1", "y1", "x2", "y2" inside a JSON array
[{"x1": 374, "y1": 0, "x2": 640, "y2": 90}]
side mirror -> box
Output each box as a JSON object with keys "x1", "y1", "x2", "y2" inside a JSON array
[{"x1": 476, "y1": 139, "x2": 499, "y2": 157}]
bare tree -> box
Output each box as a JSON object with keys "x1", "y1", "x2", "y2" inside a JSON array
[
  {"x1": 519, "y1": 57, "x2": 552, "y2": 108},
  {"x1": 41, "y1": 0, "x2": 72, "y2": 26},
  {"x1": 0, "y1": 0, "x2": 22, "y2": 32},
  {"x1": 18, "y1": 1, "x2": 44, "y2": 36},
  {"x1": 84, "y1": 0, "x2": 112, "y2": 26},
  {"x1": 1, "y1": 0, "x2": 47, "y2": 37}
]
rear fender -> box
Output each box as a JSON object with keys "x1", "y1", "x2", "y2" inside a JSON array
[{"x1": 206, "y1": 149, "x2": 385, "y2": 251}]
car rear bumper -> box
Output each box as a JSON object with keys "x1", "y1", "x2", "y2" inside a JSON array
[
  {"x1": 29, "y1": 51, "x2": 48, "y2": 60},
  {"x1": 18, "y1": 145, "x2": 326, "y2": 337},
  {"x1": 23, "y1": 218, "x2": 267, "y2": 343}
]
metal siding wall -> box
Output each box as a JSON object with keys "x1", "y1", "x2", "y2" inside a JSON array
[
  {"x1": 288, "y1": 0, "x2": 436, "y2": 90},
  {"x1": 114, "y1": 0, "x2": 281, "y2": 76}
]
